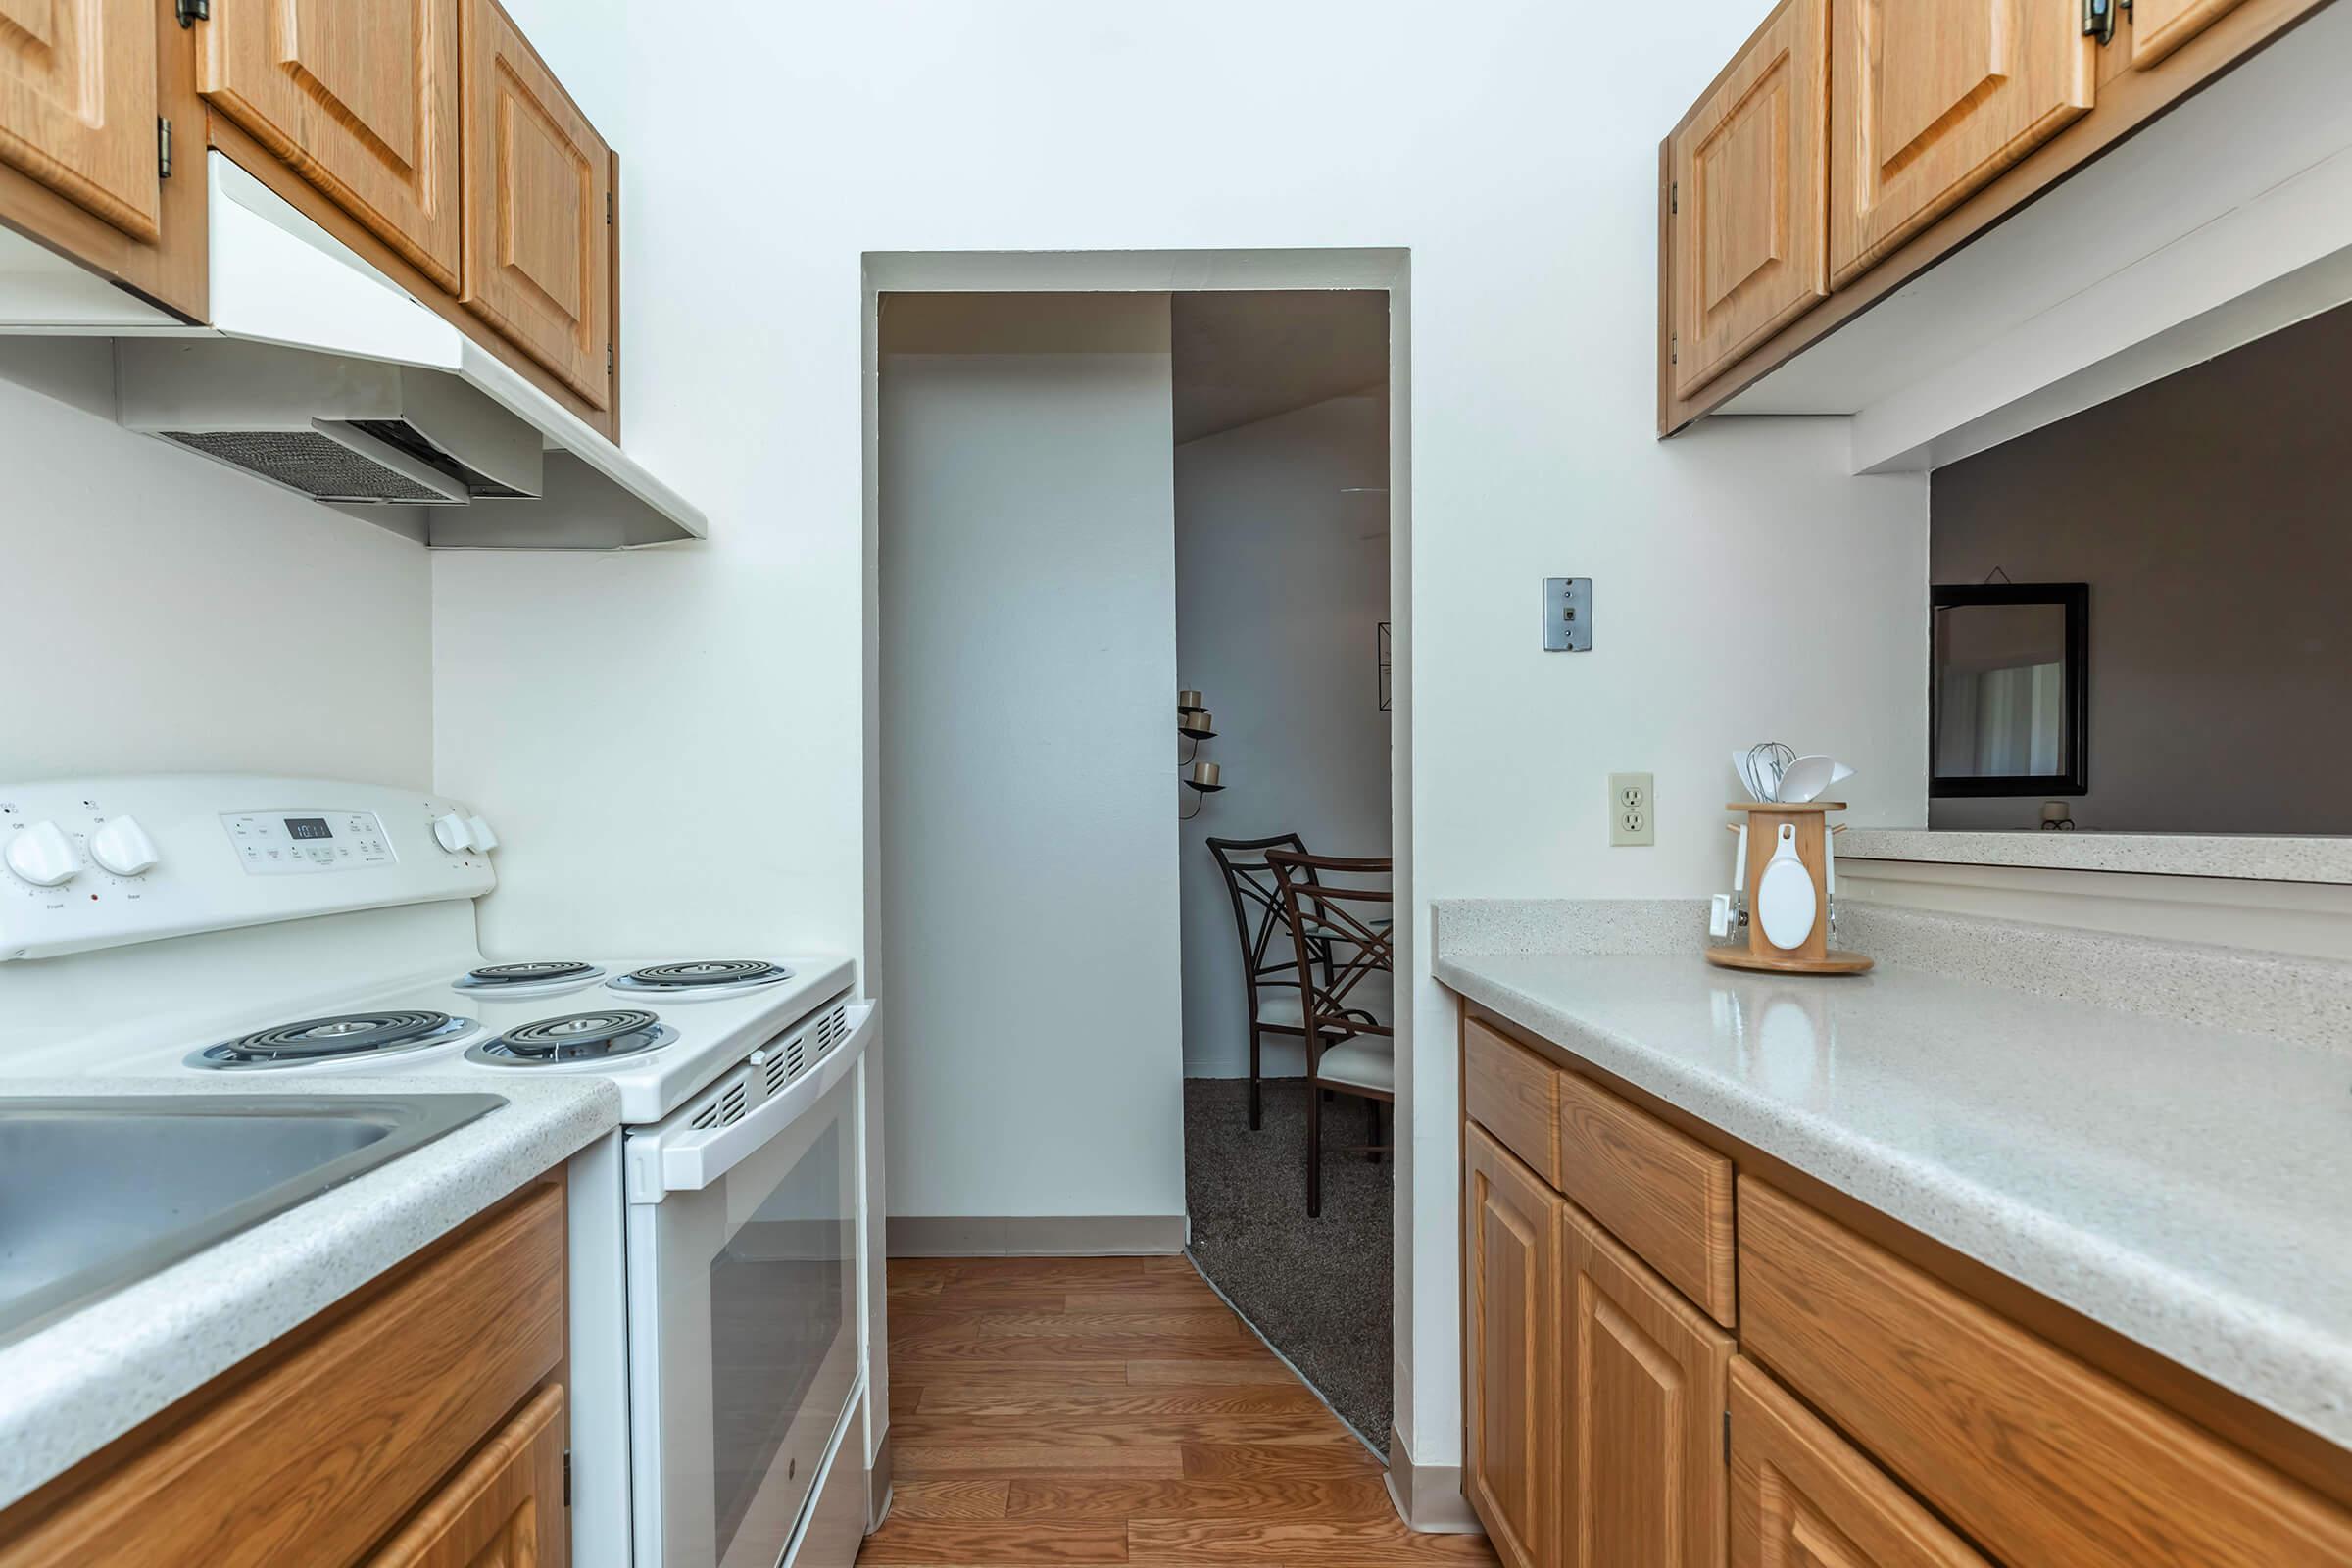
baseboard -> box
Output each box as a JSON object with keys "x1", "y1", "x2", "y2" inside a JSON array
[
  {"x1": 886, "y1": 1213, "x2": 1189, "y2": 1256},
  {"x1": 1385, "y1": 1423, "x2": 1483, "y2": 1535},
  {"x1": 867, "y1": 1430, "x2": 893, "y2": 1528}
]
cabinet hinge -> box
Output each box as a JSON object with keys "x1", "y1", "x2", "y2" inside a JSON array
[
  {"x1": 1669, "y1": 331, "x2": 1678, "y2": 367},
  {"x1": 607, "y1": 343, "x2": 614, "y2": 374},
  {"x1": 157, "y1": 117, "x2": 172, "y2": 180},
  {"x1": 563, "y1": 1450, "x2": 571, "y2": 1506},
  {"x1": 606, "y1": 190, "x2": 614, "y2": 225},
  {"x1": 2083, "y1": 0, "x2": 2118, "y2": 42},
  {"x1": 1723, "y1": 1409, "x2": 1732, "y2": 1462},
  {"x1": 1670, "y1": 180, "x2": 1679, "y2": 216},
  {"x1": 175, "y1": 0, "x2": 209, "y2": 25}
]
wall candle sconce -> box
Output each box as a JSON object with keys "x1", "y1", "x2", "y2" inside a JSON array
[{"x1": 1179, "y1": 688, "x2": 1222, "y2": 818}]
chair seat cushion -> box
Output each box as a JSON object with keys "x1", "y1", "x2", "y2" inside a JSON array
[
  {"x1": 1317, "y1": 1037, "x2": 1395, "y2": 1094},
  {"x1": 1255, "y1": 992, "x2": 1305, "y2": 1028}
]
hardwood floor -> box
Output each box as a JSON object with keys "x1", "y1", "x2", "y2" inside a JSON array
[{"x1": 862, "y1": 1255, "x2": 1497, "y2": 1566}]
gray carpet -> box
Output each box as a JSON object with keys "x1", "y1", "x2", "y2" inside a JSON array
[{"x1": 1183, "y1": 1076, "x2": 1392, "y2": 1449}]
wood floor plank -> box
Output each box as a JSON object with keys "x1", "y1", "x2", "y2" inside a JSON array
[
  {"x1": 893, "y1": 1412, "x2": 1346, "y2": 1448},
  {"x1": 1059, "y1": 1286, "x2": 1224, "y2": 1312},
  {"x1": 892, "y1": 1358, "x2": 1132, "y2": 1384},
  {"x1": 889, "y1": 1335, "x2": 1272, "y2": 1364},
  {"x1": 1126, "y1": 1518, "x2": 1499, "y2": 1563},
  {"x1": 1179, "y1": 1441, "x2": 1384, "y2": 1480},
  {"x1": 887, "y1": 1481, "x2": 1012, "y2": 1521},
  {"x1": 897, "y1": 1311, "x2": 1241, "y2": 1343},
  {"x1": 1004, "y1": 1477, "x2": 1398, "y2": 1521},
  {"x1": 1123, "y1": 1359, "x2": 1298, "y2": 1385},
  {"x1": 891, "y1": 1381, "x2": 925, "y2": 1417},
  {"x1": 919, "y1": 1384, "x2": 1326, "y2": 1418},
  {"x1": 948, "y1": 1257, "x2": 1150, "y2": 1283},
  {"x1": 893, "y1": 1446, "x2": 1187, "y2": 1480},
  {"x1": 856, "y1": 1518, "x2": 1128, "y2": 1563}
]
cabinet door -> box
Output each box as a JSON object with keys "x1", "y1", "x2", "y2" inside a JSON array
[
  {"x1": 459, "y1": 0, "x2": 612, "y2": 409},
  {"x1": 1730, "y1": 1358, "x2": 1989, "y2": 1568},
  {"x1": 0, "y1": 0, "x2": 159, "y2": 240},
  {"x1": 1465, "y1": 1124, "x2": 1561, "y2": 1568},
  {"x1": 2131, "y1": 0, "x2": 2250, "y2": 67},
  {"x1": 1668, "y1": 0, "x2": 1828, "y2": 398},
  {"x1": 1829, "y1": 0, "x2": 2095, "y2": 286},
  {"x1": 366, "y1": 1383, "x2": 567, "y2": 1568},
  {"x1": 1560, "y1": 1199, "x2": 1733, "y2": 1568}
]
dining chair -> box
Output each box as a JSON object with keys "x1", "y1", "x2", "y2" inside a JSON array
[
  {"x1": 1265, "y1": 850, "x2": 1395, "y2": 1218},
  {"x1": 1205, "y1": 833, "x2": 1335, "y2": 1129}
]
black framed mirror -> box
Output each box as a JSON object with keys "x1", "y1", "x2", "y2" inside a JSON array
[{"x1": 1930, "y1": 583, "x2": 2088, "y2": 798}]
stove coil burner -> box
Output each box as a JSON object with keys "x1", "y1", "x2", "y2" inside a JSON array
[
  {"x1": 612, "y1": 960, "x2": 793, "y2": 992},
  {"x1": 467, "y1": 1009, "x2": 675, "y2": 1067},
  {"x1": 457, "y1": 961, "x2": 604, "y2": 990},
  {"x1": 192, "y1": 1010, "x2": 474, "y2": 1070}
]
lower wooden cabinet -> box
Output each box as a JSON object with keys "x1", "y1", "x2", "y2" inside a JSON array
[
  {"x1": 1730, "y1": 1356, "x2": 1987, "y2": 1568},
  {"x1": 367, "y1": 1384, "x2": 567, "y2": 1568},
  {"x1": 1559, "y1": 1200, "x2": 1731, "y2": 1568},
  {"x1": 1465, "y1": 1124, "x2": 1560, "y2": 1568},
  {"x1": 0, "y1": 1181, "x2": 567, "y2": 1568}
]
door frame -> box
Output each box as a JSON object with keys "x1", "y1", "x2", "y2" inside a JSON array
[{"x1": 857, "y1": 247, "x2": 1435, "y2": 1519}]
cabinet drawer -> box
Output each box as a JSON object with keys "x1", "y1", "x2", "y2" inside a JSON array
[
  {"x1": 0, "y1": 1182, "x2": 565, "y2": 1568},
  {"x1": 1731, "y1": 1355, "x2": 1987, "y2": 1568},
  {"x1": 1555, "y1": 1069, "x2": 1736, "y2": 1327},
  {"x1": 364, "y1": 1383, "x2": 566, "y2": 1568},
  {"x1": 1738, "y1": 1179, "x2": 2352, "y2": 1567},
  {"x1": 1464, "y1": 1018, "x2": 1559, "y2": 1186}
]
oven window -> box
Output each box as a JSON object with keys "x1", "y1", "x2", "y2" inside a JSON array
[{"x1": 709, "y1": 1119, "x2": 849, "y2": 1559}]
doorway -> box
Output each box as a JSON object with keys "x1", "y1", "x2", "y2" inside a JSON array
[{"x1": 865, "y1": 253, "x2": 1413, "y2": 1468}]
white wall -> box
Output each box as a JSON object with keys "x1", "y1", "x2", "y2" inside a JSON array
[
  {"x1": 877, "y1": 293, "x2": 1184, "y2": 1223},
  {"x1": 433, "y1": 0, "x2": 1931, "y2": 1480},
  {"x1": 0, "y1": 342, "x2": 433, "y2": 786},
  {"x1": 1177, "y1": 392, "x2": 1393, "y2": 1079}
]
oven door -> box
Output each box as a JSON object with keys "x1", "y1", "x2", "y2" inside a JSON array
[{"x1": 625, "y1": 1002, "x2": 874, "y2": 1568}]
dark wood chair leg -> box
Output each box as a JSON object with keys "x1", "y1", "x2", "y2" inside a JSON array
[
  {"x1": 1365, "y1": 1096, "x2": 1381, "y2": 1161},
  {"x1": 1306, "y1": 1072, "x2": 1322, "y2": 1218},
  {"x1": 1249, "y1": 1026, "x2": 1262, "y2": 1130}
]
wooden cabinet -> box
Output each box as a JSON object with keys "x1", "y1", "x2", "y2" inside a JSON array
[
  {"x1": 0, "y1": 0, "x2": 160, "y2": 240},
  {"x1": 1558, "y1": 1200, "x2": 1731, "y2": 1568},
  {"x1": 365, "y1": 1385, "x2": 567, "y2": 1568},
  {"x1": 1666, "y1": 0, "x2": 1828, "y2": 397},
  {"x1": 1829, "y1": 0, "x2": 2096, "y2": 285},
  {"x1": 0, "y1": 1182, "x2": 567, "y2": 1568},
  {"x1": 459, "y1": 0, "x2": 612, "y2": 409},
  {"x1": 1729, "y1": 1356, "x2": 1988, "y2": 1568},
  {"x1": 198, "y1": 0, "x2": 465, "y2": 290},
  {"x1": 1554, "y1": 1068, "x2": 1737, "y2": 1329},
  {"x1": 2131, "y1": 0, "x2": 2252, "y2": 67},
  {"x1": 1465, "y1": 1018, "x2": 1560, "y2": 1186},
  {"x1": 1465, "y1": 1124, "x2": 1560, "y2": 1568}
]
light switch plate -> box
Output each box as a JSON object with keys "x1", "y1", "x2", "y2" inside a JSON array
[
  {"x1": 1543, "y1": 577, "x2": 1592, "y2": 651},
  {"x1": 1609, "y1": 772, "x2": 1654, "y2": 847}
]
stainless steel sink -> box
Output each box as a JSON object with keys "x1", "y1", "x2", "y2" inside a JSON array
[{"x1": 0, "y1": 1094, "x2": 504, "y2": 1348}]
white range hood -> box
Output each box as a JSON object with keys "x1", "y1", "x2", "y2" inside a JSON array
[{"x1": 0, "y1": 154, "x2": 706, "y2": 550}]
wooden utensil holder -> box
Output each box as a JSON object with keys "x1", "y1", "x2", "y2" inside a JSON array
[{"x1": 1704, "y1": 802, "x2": 1873, "y2": 975}]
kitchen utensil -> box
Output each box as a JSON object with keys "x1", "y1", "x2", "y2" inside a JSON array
[
  {"x1": 1756, "y1": 824, "x2": 1817, "y2": 950},
  {"x1": 1704, "y1": 800, "x2": 1872, "y2": 975},
  {"x1": 1776, "y1": 754, "x2": 1855, "y2": 805},
  {"x1": 1736, "y1": 742, "x2": 1794, "y2": 803}
]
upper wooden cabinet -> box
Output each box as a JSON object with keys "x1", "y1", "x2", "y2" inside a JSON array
[
  {"x1": 1829, "y1": 0, "x2": 2095, "y2": 285},
  {"x1": 1465, "y1": 1124, "x2": 1559, "y2": 1568},
  {"x1": 1558, "y1": 1199, "x2": 1732, "y2": 1568},
  {"x1": 1667, "y1": 0, "x2": 1828, "y2": 398},
  {"x1": 459, "y1": 0, "x2": 612, "y2": 410},
  {"x1": 0, "y1": 0, "x2": 160, "y2": 241},
  {"x1": 2131, "y1": 0, "x2": 2252, "y2": 66},
  {"x1": 198, "y1": 0, "x2": 464, "y2": 291}
]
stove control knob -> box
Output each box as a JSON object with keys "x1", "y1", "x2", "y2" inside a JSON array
[
  {"x1": 6, "y1": 821, "x2": 79, "y2": 887},
  {"x1": 432, "y1": 811, "x2": 474, "y2": 853},
  {"x1": 466, "y1": 814, "x2": 499, "y2": 853},
  {"x1": 89, "y1": 815, "x2": 160, "y2": 877}
]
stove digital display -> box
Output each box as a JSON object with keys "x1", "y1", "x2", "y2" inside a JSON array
[{"x1": 284, "y1": 817, "x2": 333, "y2": 840}]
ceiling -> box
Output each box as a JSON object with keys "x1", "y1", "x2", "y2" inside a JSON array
[{"x1": 1170, "y1": 290, "x2": 1389, "y2": 444}]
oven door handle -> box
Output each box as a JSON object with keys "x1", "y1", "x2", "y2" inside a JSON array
[{"x1": 627, "y1": 1000, "x2": 877, "y2": 1200}]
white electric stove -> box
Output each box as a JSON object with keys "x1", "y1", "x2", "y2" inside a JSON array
[{"x1": 0, "y1": 774, "x2": 878, "y2": 1568}]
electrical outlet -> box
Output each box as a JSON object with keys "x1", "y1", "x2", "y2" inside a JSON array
[{"x1": 1609, "y1": 772, "x2": 1654, "y2": 847}]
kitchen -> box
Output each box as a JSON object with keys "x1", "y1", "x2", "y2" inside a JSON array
[{"x1": 2, "y1": 3, "x2": 2348, "y2": 1568}]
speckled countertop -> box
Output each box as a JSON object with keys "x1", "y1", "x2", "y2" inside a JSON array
[
  {"x1": 1838, "y1": 827, "x2": 2352, "y2": 883},
  {"x1": 0, "y1": 1075, "x2": 618, "y2": 1509},
  {"x1": 1433, "y1": 902, "x2": 2352, "y2": 1449}
]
